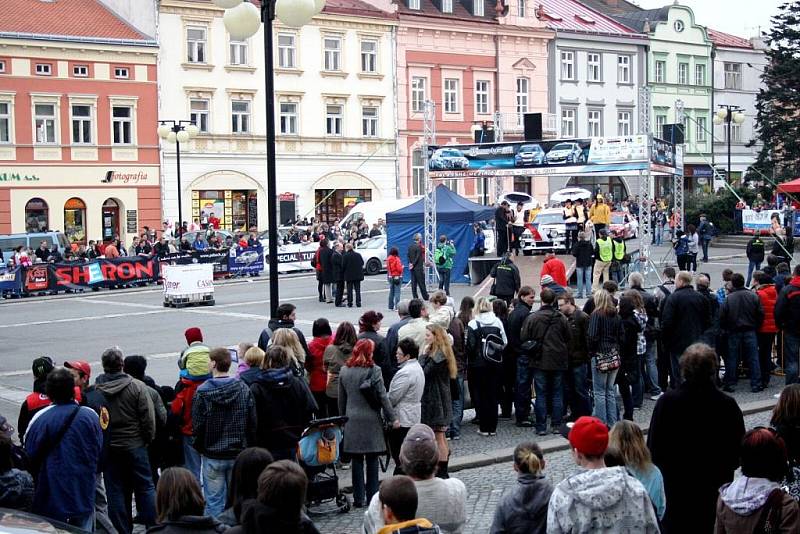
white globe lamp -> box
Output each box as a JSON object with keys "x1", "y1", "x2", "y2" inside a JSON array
[
  {"x1": 224, "y1": 1, "x2": 262, "y2": 40},
  {"x1": 276, "y1": 0, "x2": 316, "y2": 27}
]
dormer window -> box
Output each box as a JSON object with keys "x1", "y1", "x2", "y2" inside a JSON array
[
  {"x1": 473, "y1": 0, "x2": 484, "y2": 16},
  {"x1": 442, "y1": 0, "x2": 452, "y2": 13},
  {"x1": 576, "y1": 14, "x2": 595, "y2": 24},
  {"x1": 409, "y1": 0, "x2": 420, "y2": 9}
]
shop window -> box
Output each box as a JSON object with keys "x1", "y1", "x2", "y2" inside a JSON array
[
  {"x1": 25, "y1": 198, "x2": 49, "y2": 233},
  {"x1": 64, "y1": 197, "x2": 87, "y2": 244},
  {"x1": 102, "y1": 198, "x2": 120, "y2": 242}
]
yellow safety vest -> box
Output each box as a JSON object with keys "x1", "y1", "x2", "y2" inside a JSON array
[
  {"x1": 597, "y1": 238, "x2": 613, "y2": 262},
  {"x1": 613, "y1": 239, "x2": 626, "y2": 260}
]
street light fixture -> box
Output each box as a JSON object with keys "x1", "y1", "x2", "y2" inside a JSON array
[
  {"x1": 157, "y1": 120, "x2": 199, "y2": 238},
  {"x1": 215, "y1": 0, "x2": 324, "y2": 318},
  {"x1": 713, "y1": 105, "x2": 745, "y2": 184}
]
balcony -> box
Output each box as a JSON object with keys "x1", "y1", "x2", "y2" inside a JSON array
[{"x1": 499, "y1": 112, "x2": 558, "y2": 139}]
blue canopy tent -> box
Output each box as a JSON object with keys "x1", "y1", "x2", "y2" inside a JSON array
[{"x1": 386, "y1": 185, "x2": 494, "y2": 284}]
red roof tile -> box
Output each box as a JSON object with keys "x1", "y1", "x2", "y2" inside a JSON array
[
  {"x1": 0, "y1": 0, "x2": 150, "y2": 41},
  {"x1": 537, "y1": 0, "x2": 642, "y2": 35},
  {"x1": 322, "y1": 0, "x2": 395, "y2": 18},
  {"x1": 707, "y1": 28, "x2": 753, "y2": 49}
]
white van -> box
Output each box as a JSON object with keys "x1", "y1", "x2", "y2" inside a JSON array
[{"x1": 338, "y1": 198, "x2": 418, "y2": 231}]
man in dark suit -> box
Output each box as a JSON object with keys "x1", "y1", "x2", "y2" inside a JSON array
[
  {"x1": 407, "y1": 233, "x2": 429, "y2": 300},
  {"x1": 342, "y1": 243, "x2": 365, "y2": 308},
  {"x1": 332, "y1": 242, "x2": 345, "y2": 307}
]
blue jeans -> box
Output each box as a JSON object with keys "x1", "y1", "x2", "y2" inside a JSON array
[
  {"x1": 533, "y1": 369, "x2": 564, "y2": 432},
  {"x1": 437, "y1": 268, "x2": 451, "y2": 295},
  {"x1": 388, "y1": 279, "x2": 401, "y2": 310},
  {"x1": 641, "y1": 341, "x2": 661, "y2": 395},
  {"x1": 203, "y1": 457, "x2": 234, "y2": 519},
  {"x1": 591, "y1": 358, "x2": 619, "y2": 428},
  {"x1": 655, "y1": 225, "x2": 663, "y2": 245},
  {"x1": 575, "y1": 266, "x2": 592, "y2": 298},
  {"x1": 104, "y1": 446, "x2": 156, "y2": 534},
  {"x1": 450, "y1": 374, "x2": 464, "y2": 437},
  {"x1": 701, "y1": 239, "x2": 710, "y2": 261},
  {"x1": 351, "y1": 453, "x2": 379, "y2": 506},
  {"x1": 182, "y1": 436, "x2": 202, "y2": 483},
  {"x1": 564, "y1": 363, "x2": 591, "y2": 420},
  {"x1": 725, "y1": 331, "x2": 761, "y2": 390},
  {"x1": 784, "y1": 333, "x2": 800, "y2": 385},
  {"x1": 746, "y1": 261, "x2": 761, "y2": 287},
  {"x1": 515, "y1": 355, "x2": 535, "y2": 423}
]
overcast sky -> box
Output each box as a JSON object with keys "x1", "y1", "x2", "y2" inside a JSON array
[{"x1": 634, "y1": 0, "x2": 784, "y2": 38}]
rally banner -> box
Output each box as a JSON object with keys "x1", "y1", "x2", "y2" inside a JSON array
[
  {"x1": 160, "y1": 249, "x2": 230, "y2": 277},
  {"x1": 228, "y1": 245, "x2": 264, "y2": 275},
  {"x1": 742, "y1": 210, "x2": 784, "y2": 235},
  {"x1": 163, "y1": 264, "x2": 214, "y2": 296},
  {"x1": 9, "y1": 256, "x2": 161, "y2": 293},
  {"x1": 263, "y1": 242, "x2": 320, "y2": 273}
]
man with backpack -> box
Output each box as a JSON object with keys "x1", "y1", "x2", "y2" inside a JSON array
[
  {"x1": 697, "y1": 214, "x2": 715, "y2": 262},
  {"x1": 673, "y1": 230, "x2": 690, "y2": 271},
  {"x1": 434, "y1": 235, "x2": 456, "y2": 296},
  {"x1": 746, "y1": 234, "x2": 766, "y2": 287},
  {"x1": 257, "y1": 303, "x2": 310, "y2": 358}
]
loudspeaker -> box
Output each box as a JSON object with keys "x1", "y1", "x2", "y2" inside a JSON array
[
  {"x1": 474, "y1": 127, "x2": 495, "y2": 144},
  {"x1": 662, "y1": 123, "x2": 685, "y2": 145},
  {"x1": 523, "y1": 113, "x2": 543, "y2": 141}
]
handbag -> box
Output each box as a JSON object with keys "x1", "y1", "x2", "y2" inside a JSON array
[
  {"x1": 594, "y1": 347, "x2": 621, "y2": 372},
  {"x1": 391, "y1": 276, "x2": 402, "y2": 285}
]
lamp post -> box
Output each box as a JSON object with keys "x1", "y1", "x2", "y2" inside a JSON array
[
  {"x1": 713, "y1": 105, "x2": 745, "y2": 184},
  {"x1": 157, "y1": 121, "x2": 199, "y2": 238},
  {"x1": 215, "y1": 0, "x2": 322, "y2": 319}
]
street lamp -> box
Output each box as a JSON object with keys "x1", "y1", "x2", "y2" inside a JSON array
[
  {"x1": 215, "y1": 0, "x2": 323, "y2": 318},
  {"x1": 157, "y1": 120, "x2": 199, "y2": 238},
  {"x1": 713, "y1": 105, "x2": 746, "y2": 184}
]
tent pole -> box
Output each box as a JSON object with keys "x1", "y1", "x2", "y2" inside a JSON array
[{"x1": 423, "y1": 100, "x2": 438, "y2": 288}]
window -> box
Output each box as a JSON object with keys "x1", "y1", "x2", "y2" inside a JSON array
[
  {"x1": 71, "y1": 105, "x2": 92, "y2": 144},
  {"x1": 655, "y1": 114, "x2": 667, "y2": 136},
  {"x1": 654, "y1": 60, "x2": 666, "y2": 83},
  {"x1": 326, "y1": 104, "x2": 343, "y2": 135},
  {"x1": 561, "y1": 108, "x2": 576, "y2": 138},
  {"x1": 412, "y1": 149, "x2": 424, "y2": 196},
  {"x1": 724, "y1": 122, "x2": 742, "y2": 143},
  {"x1": 64, "y1": 197, "x2": 86, "y2": 245},
  {"x1": 617, "y1": 110, "x2": 632, "y2": 136},
  {"x1": 0, "y1": 60, "x2": 5, "y2": 73},
  {"x1": 34, "y1": 103, "x2": 56, "y2": 144},
  {"x1": 724, "y1": 62, "x2": 742, "y2": 89},
  {"x1": 411, "y1": 77, "x2": 426, "y2": 113},
  {"x1": 279, "y1": 102, "x2": 298, "y2": 134},
  {"x1": 190, "y1": 99, "x2": 209, "y2": 133},
  {"x1": 587, "y1": 109, "x2": 602, "y2": 137},
  {"x1": 114, "y1": 67, "x2": 129, "y2": 79},
  {"x1": 35, "y1": 63, "x2": 52, "y2": 76},
  {"x1": 444, "y1": 78, "x2": 459, "y2": 113},
  {"x1": 409, "y1": 0, "x2": 420, "y2": 9},
  {"x1": 112, "y1": 106, "x2": 133, "y2": 144},
  {"x1": 475, "y1": 80, "x2": 489, "y2": 115},
  {"x1": 73, "y1": 65, "x2": 88, "y2": 77},
  {"x1": 518, "y1": 0, "x2": 525, "y2": 16},
  {"x1": 515, "y1": 77, "x2": 529, "y2": 116},
  {"x1": 231, "y1": 101, "x2": 250, "y2": 134},
  {"x1": 696, "y1": 116, "x2": 707, "y2": 143},
  {"x1": 442, "y1": 0, "x2": 453, "y2": 12},
  {"x1": 277, "y1": 34, "x2": 296, "y2": 68},
  {"x1": 187, "y1": 27, "x2": 207, "y2": 63},
  {"x1": 560, "y1": 51, "x2": 575, "y2": 80},
  {"x1": 230, "y1": 40, "x2": 248, "y2": 66},
  {"x1": 323, "y1": 37, "x2": 341, "y2": 71},
  {"x1": 587, "y1": 53, "x2": 601, "y2": 82},
  {"x1": 0, "y1": 102, "x2": 9, "y2": 143},
  {"x1": 694, "y1": 63, "x2": 706, "y2": 86},
  {"x1": 25, "y1": 198, "x2": 48, "y2": 233},
  {"x1": 360, "y1": 40, "x2": 377, "y2": 73},
  {"x1": 678, "y1": 62, "x2": 689, "y2": 85},
  {"x1": 617, "y1": 55, "x2": 630, "y2": 83},
  {"x1": 680, "y1": 115, "x2": 689, "y2": 141},
  {"x1": 362, "y1": 106, "x2": 378, "y2": 137},
  {"x1": 473, "y1": 0, "x2": 484, "y2": 16}
]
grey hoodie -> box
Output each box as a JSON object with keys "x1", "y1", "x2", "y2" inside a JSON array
[
  {"x1": 547, "y1": 466, "x2": 660, "y2": 534},
  {"x1": 719, "y1": 477, "x2": 778, "y2": 515},
  {"x1": 490, "y1": 473, "x2": 553, "y2": 534},
  {"x1": 95, "y1": 372, "x2": 155, "y2": 449}
]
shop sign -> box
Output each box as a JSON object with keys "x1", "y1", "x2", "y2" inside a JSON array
[
  {"x1": 102, "y1": 170, "x2": 149, "y2": 184},
  {"x1": 279, "y1": 192, "x2": 295, "y2": 201},
  {"x1": 0, "y1": 172, "x2": 40, "y2": 182},
  {"x1": 126, "y1": 210, "x2": 138, "y2": 233}
]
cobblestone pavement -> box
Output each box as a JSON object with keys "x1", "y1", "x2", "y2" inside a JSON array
[{"x1": 315, "y1": 401, "x2": 775, "y2": 534}]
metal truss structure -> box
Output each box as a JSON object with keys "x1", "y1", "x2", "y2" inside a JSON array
[
  {"x1": 422, "y1": 100, "x2": 438, "y2": 286},
  {"x1": 674, "y1": 99, "x2": 685, "y2": 232},
  {"x1": 492, "y1": 111, "x2": 506, "y2": 201},
  {"x1": 637, "y1": 87, "x2": 652, "y2": 273}
]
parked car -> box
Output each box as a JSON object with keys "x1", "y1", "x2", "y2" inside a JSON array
[
  {"x1": 0, "y1": 231, "x2": 71, "y2": 263},
  {"x1": 514, "y1": 144, "x2": 546, "y2": 167},
  {"x1": 520, "y1": 208, "x2": 567, "y2": 254},
  {"x1": 181, "y1": 229, "x2": 234, "y2": 247},
  {"x1": 355, "y1": 235, "x2": 387, "y2": 275},
  {"x1": 609, "y1": 211, "x2": 639, "y2": 239},
  {"x1": 545, "y1": 142, "x2": 586, "y2": 165},
  {"x1": 429, "y1": 148, "x2": 469, "y2": 170}
]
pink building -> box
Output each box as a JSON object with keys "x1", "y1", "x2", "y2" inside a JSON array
[{"x1": 395, "y1": 0, "x2": 553, "y2": 202}]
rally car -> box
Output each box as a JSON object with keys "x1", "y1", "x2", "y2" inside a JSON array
[
  {"x1": 520, "y1": 208, "x2": 567, "y2": 254},
  {"x1": 545, "y1": 142, "x2": 586, "y2": 165},
  {"x1": 609, "y1": 211, "x2": 639, "y2": 239}
]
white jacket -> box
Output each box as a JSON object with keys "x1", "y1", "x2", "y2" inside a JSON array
[
  {"x1": 387, "y1": 359, "x2": 424, "y2": 428},
  {"x1": 398, "y1": 318, "x2": 428, "y2": 352},
  {"x1": 428, "y1": 305, "x2": 455, "y2": 328},
  {"x1": 468, "y1": 311, "x2": 507, "y2": 344}
]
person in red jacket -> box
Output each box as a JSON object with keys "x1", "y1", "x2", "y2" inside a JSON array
[
  {"x1": 387, "y1": 247, "x2": 404, "y2": 311},
  {"x1": 540, "y1": 251, "x2": 568, "y2": 287},
  {"x1": 307, "y1": 318, "x2": 333, "y2": 417},
  {"x1": 754, "y1": 271, "x2": 778, "y2": 389}
]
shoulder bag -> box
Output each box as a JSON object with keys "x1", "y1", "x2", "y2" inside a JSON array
[
  {"x1": 359, "y1": 367, "x2": 382, "y2": 411},
  {"x1": 594, "y1": 346, "x2": 621, "y2": 372},
  {"x1": 520, "y1": 312, "x2": 558, "y2": 362}
]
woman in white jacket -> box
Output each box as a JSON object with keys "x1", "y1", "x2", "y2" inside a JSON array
[
  {"x1": 428, "y1": 291, "x2": 455, "y2": 328},
  {"x1": 387, "y1": 337, "x2": 425, "y2": 475},
  {"x1": 466, "y1": 297, "x2": 507, "y2": 436}
]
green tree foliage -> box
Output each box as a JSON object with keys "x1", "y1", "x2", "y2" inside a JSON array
[{"x1": 686, "y1": 188, "x2": 756, "y2": 235}]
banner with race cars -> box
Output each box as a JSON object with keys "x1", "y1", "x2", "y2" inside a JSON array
[
  {"x1": 228, "y1": 245, "x2": 264, "y2": 275},
  {"x1": 742, "y1": 209, "x2": 785, "y2": 235},
  {"x1": 427, "y1": 135, "x2": 681, "y2": 179}
]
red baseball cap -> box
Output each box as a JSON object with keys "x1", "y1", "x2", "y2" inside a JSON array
[
  {"x1": 64, "y1": 360, "x2": 92, "y2": 379},
  {"x1": 567, "y1": 416, "x2": 609, "y2": 457}
]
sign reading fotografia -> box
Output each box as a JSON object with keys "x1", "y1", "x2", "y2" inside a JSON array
[{"x1": 427, "y1": 136, "x2": 681, "y2": 178}]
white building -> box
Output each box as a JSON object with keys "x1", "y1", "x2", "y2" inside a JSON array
[{"x1": 157, "y1": 0, "x2": 397, "y2": 231}]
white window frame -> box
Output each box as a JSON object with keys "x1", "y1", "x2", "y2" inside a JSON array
[
  {"x1": 190, "y1": 99, "x2": 209, "y2": 133},
  {"x1": 724, "y1": 62, "x2": 742, "y2": 89},
  {"x1": 231, "y1": 100, "x2": 251, "y2": 134},
  {"x1": 409, "y1": 0, "x2": 420, "y2": 9},
  {"x1": 475, "y1": 80, "x2": 490, "y2": 115},
  {"x1": 360, "y1": 40, "x2": 378, "y2": 73},
  {"x1": 0, "y1": 101, "x2": 11, "y2": 143},
  {"x1": 362, "y1": 106, "x2": 378, "y2": 137},
  {"x1": 442, "y1": 0, "x2": 453, "y2": 12},
  {"x1": 518, "y1": 0, "x2": 525, "y2": 16},
  {"x1": 323, "y1": 36, "x2": 342, "y2": 72},
  {"x1": 696, "y1": 116, "x2": 707, "y2": 143},
  {"x1": 326, "y1": 104, "x2": 343, "y2": 136},
  {"x1": 561, "y1": 107, "x2": 576, "y2": 138},
  {"x1": 678, "y1": 62, "x2": 689, "y2": 85},
  {"x1": 617, "y1": 55, "x2": 630, "y2": 84},
  {"x1": 34, "y1": 103, "x2": 57, "y2": 144},
  {"x1": 111, "y1": 105, "x2": 133, "y2": 145},
  {"x1": 655, "y1": 114, "x2": 667, "y2": 136},
  {"x1": 186, "y1": 26, "x2": 207, "y2": 64},
  {"x1": 473, "y1": 0, "x2": 484, "y2": 16},
  {"x1": 230, "y1": 40, "x2": 248, "y2": 66},
  {"x1": 70, "y1": 104, "x2": 93, "y2": 145},
  {"x1": 412, "y1": 149, "x2": 425, "y2": 196},
  {"x1": 114, "y1": 67, "x2": 129, "y2": 79},
  {"x1": 277, "y1": 33, "x2": 296, "y2": 69},
  {"x1": 279, "y1": 101, "x2": 298, "y2": 135},
  {"x1": 725, "y1": 122, "x2": 742, "y2": 143},
  {"x1": 411, "y1": 77, "x2": 427, "y2": 113},
  {"x1": 443, "y1": 78, "x2": 459, "y2": 114},
  {"x1": 587, "y1": 109, "x2": 602, "y2": 137},
  {"x1": 515, "y1": 77, "x2": 529, "y2": 117},
  {"x1": 695, "y1": 63, "x2": 706, "y2": 86},
  {"x1": 587, "y1": 53, "x2": 601, "y2": 82},
  {"x1": 654, "y1": 60, "x2": 666, "y2": 84},
  {"x1": 560, "y1": 51, "x2": 575, "y2": 81},
  {"x1": 617, "y1": 110, "x2": 632, "y2": 136},
  {"x1": 35, "y1": 63, "x2": 52, "y2": 76},
  {"x1": 73, "y1": 65, "x2": 88, "y2": 77}
]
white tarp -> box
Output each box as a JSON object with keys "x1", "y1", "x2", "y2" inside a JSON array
[
  {"x1": 163, "y1": 264, "x2": 214, "y2": 296},
  {"x1": 263, "y1": 242, "x2": 320, "y2": 273}
]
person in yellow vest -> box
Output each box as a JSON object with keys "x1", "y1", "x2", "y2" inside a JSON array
[
  {"x1": 609, "y1": 231, "x2": 628, "y2": 283},
  {"x1": 593, "y1": 230, "x2": 613, "y2": 290},
  {"x1": 589, "y1": 195, "x2": 611, "y2": 235}
]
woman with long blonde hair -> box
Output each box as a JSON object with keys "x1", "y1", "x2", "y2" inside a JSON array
[
  {"x1": 587, "y1": 289, "x2": 624, "y2": 427},
  {"x1": 270, "y1": 328, "x2": 305, "y2": 375},
  {"x1": 609, "y1": 420, "x2": 665, "y2": 520},
  {"x1": 420, "y1": 324, "x2": 457, "y2": 479}
]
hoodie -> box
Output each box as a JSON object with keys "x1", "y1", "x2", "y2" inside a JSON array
[
  {"x1": 192, "y1": 377, "x2": 257, "y2": 459},
  {"x1": 225, "y1": 501, "x2": 320, "y2": 534},
  {"x1": 547, "y1": 466, "x2": 659, "y2": 533},
  {"x1": 250, "y1": 367, "x2": 317, "y2": 454},
  {"x1": 490, "y1": 473, "x2": 553, "y2": 534},
  {"x1": 715, "y1": 476, "x2": 800, "y2": 533},
  {"x1": 0, "y1": 468, "x2": 33, "y2": 511},
  {"x1": 95, "y1": 372, "x2": 155, "y2": 449},
  {"x1": 257, "y1": 319, "x2": 309, "y2": 361}
]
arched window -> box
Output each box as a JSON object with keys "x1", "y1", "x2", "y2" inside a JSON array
[
  {"x1": 102, "y1": 198, "x2": 120, "y2": 242},
  {"x1": 25, "y1": 198, "x2": 49, "y2": 233},
  {"x1": 64, "y1": 197, "x2": 87, "y2": 244}
]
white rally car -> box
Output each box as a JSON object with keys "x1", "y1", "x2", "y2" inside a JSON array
[{"x1": 520, "y1": 208, "x2": 567, "y2": 254}]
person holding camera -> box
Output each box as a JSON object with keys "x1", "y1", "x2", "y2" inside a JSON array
[{"x1": 434, "y1": 235, "x2": 456, "y2": 296}]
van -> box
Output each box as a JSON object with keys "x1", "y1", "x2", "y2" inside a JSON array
[
  {"x1": 337, "y1": 198, "x2": 418, "y2": 231},
  {"x1": 0, "y1": 231, "x2": 71, "y2": 262}
]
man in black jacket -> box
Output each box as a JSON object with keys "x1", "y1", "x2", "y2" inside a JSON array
[
  {"x1": 775, "y1": 264, "x2": 800, "y2": 386},
  {"x1": 559, "y1": 291, "x2": 591, "y2": 420},
  {"x1": 407, "y1": 233, "x2": 429, "y2": 301},
  {"x1": 628, "y1": 272, "x2": 662, "y2": 401},
  {"x1": 507, "y1": 287, "x2": 535, "y2": 426},
  {"x1": 745, "y1": 235, "x2": 765, "y2": 287},
  {"x1": 661, "y1": 271, "x2": 711, "y2": 388},
  {"x1": 520, "y1": 288, "x2": 571, "y2": 435},
  {"x1": 331, "y1": 242, "x2": 345, "y2": 307},
  {"x1": 318, "y1": 240, "x2": 335, "y2": 303},
  {"x1": 342, "y1": 242, "x2": 365, "y2": 308},
  {"x1": 490, "y1": 253, "x2": 521, "y2": 305},
  {"x1": 719, "y1": 273, "x2": 764, "y2": 392},
  {"x1": 257, "y1": 303, "x2": 310, "y2": 360}
]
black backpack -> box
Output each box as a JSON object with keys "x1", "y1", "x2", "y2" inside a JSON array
[{"x1": 470, "y1": 321, "x2": 506, "y2": 364}]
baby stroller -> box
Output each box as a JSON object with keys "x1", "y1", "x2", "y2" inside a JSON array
[{"x1": 297, "y1": 416, "x2": 350, "y2": 516}]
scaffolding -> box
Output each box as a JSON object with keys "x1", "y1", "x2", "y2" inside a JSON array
[
  {"x1": 422, "y1": 100, "x2": 438, "y2": 286},
  {"x1": 674, "y1": 99, "x2": 686, "y2": 231},
  {"x1": 637, "y1": 87, "x2": 652, "y2": 272}
]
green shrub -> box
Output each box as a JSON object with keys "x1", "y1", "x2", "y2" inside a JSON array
[{"x1": 685, "y1": 187, "x2": 754, "y2": 235}]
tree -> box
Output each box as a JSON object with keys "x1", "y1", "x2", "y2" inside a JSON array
[{"x1": 750, "y1": 1, "x2": 800, "y2": 184}]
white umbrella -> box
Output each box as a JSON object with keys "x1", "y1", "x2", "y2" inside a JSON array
[{"x1": 550, "y1": 187, "x2": 592, "y2": 204}]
